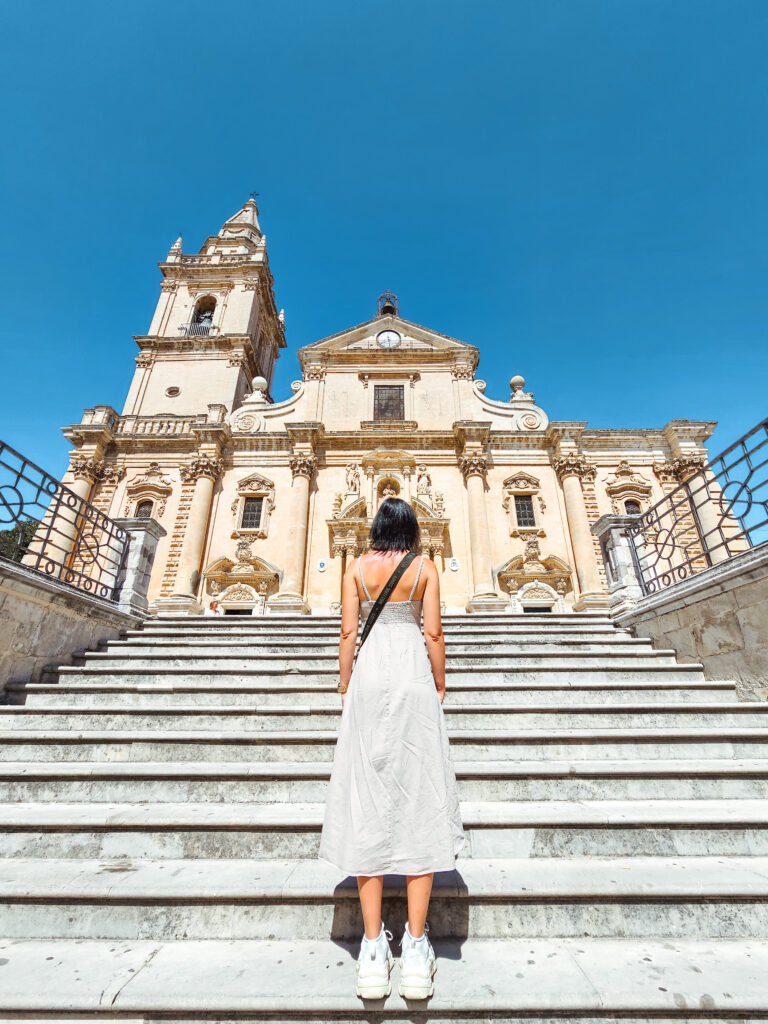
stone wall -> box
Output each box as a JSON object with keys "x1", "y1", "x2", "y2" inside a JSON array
[
  {"x1": 0, "y1": 560, "x2": 141, "y2": 695},
  {"x1": 615, "y1": 545, "x2": 768, "y2": 700}
]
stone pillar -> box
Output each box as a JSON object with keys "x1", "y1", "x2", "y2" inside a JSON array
[
  {"x1": 365, "y1": 466, "x2": 375, "y2": 519},
  {"x1": 553, "y1": 454, "x2": 608, "y2": 611},
  {"x1": 45, "y1": 454, "x2": 102, "y2": 569},
  {"x1": 113, "y1": 517, "x2": 167, "y2": 616},
  {"x1": 268, "y1": 453, "x2": 316, "y2": 614},
  {"x1": 459, "y1": 454, "x2": 506, "y2": 613},
  {"x1": 591, "y1": 514, "x2": 644, "y2": 617},
  {"x1": 403, "y1": 465, "x2": 412, "y2": 502},
  {"x1": 673, "y1": 456, "x2": 728, "y2": 566},
  {"x1": 158, "y1": 454, "x2": 222, "y2": 615}
]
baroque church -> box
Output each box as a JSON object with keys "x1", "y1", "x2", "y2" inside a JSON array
[{"x1": 61, "y1": 199, "x2": 716, "y2": 616}]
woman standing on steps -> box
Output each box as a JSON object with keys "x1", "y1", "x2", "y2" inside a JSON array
[{"x1": 318, "y1": 498, "x2": 465, "y2": 1001}]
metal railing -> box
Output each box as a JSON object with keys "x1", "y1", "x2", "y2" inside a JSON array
[
  {"x1": 0, "y1": 441, "x2": 129, "y2": 601},
  {"x1": 179, "y1": 322, "x2": 213, "y2": 337},
  {"x1": 628, "y1": 417, "x2": 768, "y2": 595}
]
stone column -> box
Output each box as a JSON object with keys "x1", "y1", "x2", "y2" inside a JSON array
[
  {"x1": 268, "y1": 453, "x2": 316, "y2": 614},
  {"x1": 170, "y1": 454, "x2": 223, "y2": 612},
  {"x1": 365, "y1": 466, "x2": 375, "y2": 519},
  {"x1": 673, "y1": 455, "x2": 728, "y2": 566},
  {"x1": 553, "y1": 454, "x2": 608, "y2": 610},
  {"x1": 35, "y1": 454, "x2": 102, "y2": 571},
  {"x1": 459, "y1": 454, "x2": 506, "y2": 612}
]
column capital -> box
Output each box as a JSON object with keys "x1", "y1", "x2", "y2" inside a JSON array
[
  {"x1": 552, "y1": 453, "x2": 596, "y2": 484},
  {"x1": 459, "y1": 453, "x2": 488, "y2": 482},
  {"x1": 68, "y1": 454, "x2": 104, "y2": 484},
  {"x1": 652, "y1": 454, "x2": 707, "y2": 485},
  {"x1": 180, "y1": 454, "x2": 224, "y2": 484},
  {"x1": 289, "y1": 453, "x2": 317, "y2": 480}
]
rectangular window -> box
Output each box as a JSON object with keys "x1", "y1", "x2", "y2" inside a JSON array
[
  {"x1": 373, "y1": 385, "x2": 405, "y2": 421},
  {"x1": 514, "y1": 494, "x2": 536, "y2": 527},
  {"x1": 241, "y1": 496, "x2": 264, "y2": 530}
]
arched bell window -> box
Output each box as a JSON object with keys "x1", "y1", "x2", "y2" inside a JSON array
[
  {"x1": 135, "y1": 499, "x2": 154, "y2": 519},
  {"x1": 190, "y1": 296, "x2": 216, "y2": 335}
]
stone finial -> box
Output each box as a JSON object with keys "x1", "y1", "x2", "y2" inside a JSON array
[
  {"x1": 166, "y1": 236, "x2": 182, "y2": 262},
  {"x1": 510, "y1": 375, "x2": 535, "y2": 403}
]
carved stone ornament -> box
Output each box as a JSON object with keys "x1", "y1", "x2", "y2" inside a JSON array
[
  {"x1": 416, "y1": 464, "x2": 433, "y2": 502},
  {"x1": 332, "y1": 492, "x2": 344, "y2": 518},
  {"x1": 451, "y1": 364, "x2": 475, "y2": 380},
  {"x1": 123, "y1": 461, "x2": 173, "y2": 516},
  {"x1": 672, "y1": 453, "x2": 708, "y2": 482},
  {"x1": 345, "y1": 462, "x2": 361, "y2": 494},
  {"x1": 180, "y1": 454, "x2": 224, "y2": 484},
  {"x1": 202, "y1": 554, "x2": 280, "y2": 609},
  {"x1": 135, "y1": 352, "x2": 155, "y2": 368},
  {"x1": 96, "y1": 464, "x2": 126, "y2": 487},
  {"x1": 304, "y1": 365, "x2": 326, "y2": 381},
  {"x1": 497, "y1": 548, "x2": 573, "y2": 608},
  {"x1": 459, "y1": 453, "x2": 488, "y2": 481},
  {"x1": 67, "y1": 455, "x2": 101, "y2": 484},
  {"x1": 503, "y1": 472, "x2": 541, "y2": 493},
  {"x1": 604, "y1": 460, "x2": 653, "y2": 513},
  {"x1": 289, "y1": 454, "x2": 317, "y2": 480},
  {"x1": 552, "y1": 453, "x2": 597, "y2": 483}
]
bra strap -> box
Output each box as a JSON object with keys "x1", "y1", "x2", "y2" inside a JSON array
[
  {"x1": 408, "y1": 553, "x2": 425, "y2": 600},
  {"x1": 358, "y1": 557, "x2": 372, "y2": 601}
]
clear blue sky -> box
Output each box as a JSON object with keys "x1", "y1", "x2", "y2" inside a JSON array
[{"x1": 1, "y1": 0, "x2": 766, "y2": 477}]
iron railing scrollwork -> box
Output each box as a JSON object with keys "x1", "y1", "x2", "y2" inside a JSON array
[
  {"x1": 628, "y1": 417, "x2": 768, "y2": 595},
  {"x1": 0, "y1": 441, "x2": 128, "y2": 602}
]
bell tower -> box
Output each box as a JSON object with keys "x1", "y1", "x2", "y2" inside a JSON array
[{"x1": 122, "y1": 198, "x2": 286, "y2": 418}]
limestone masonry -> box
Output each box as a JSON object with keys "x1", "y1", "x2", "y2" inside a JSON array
[{"x1": 61, "y1": 199, "x2": 717, "y2": 615}]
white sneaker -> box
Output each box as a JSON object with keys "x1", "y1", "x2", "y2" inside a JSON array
[
  {"x1": 398, "y1": 920, "x2": 436, "y2": 999},
  {"x1": 355, "y1": 923, "x2": 394, "y2": 999}
]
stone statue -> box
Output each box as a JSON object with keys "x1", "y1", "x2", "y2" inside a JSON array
[
  {"x1": 416, "y1": 464, "x2": 432, "y2": 496},
  {"x1": 345, "y1": 462, "x2": 360, "y2": 494}
]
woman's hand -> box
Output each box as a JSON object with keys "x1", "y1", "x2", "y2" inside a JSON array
[{"x1": 435, "y1": 683, "x2": 445, "y2": 704}]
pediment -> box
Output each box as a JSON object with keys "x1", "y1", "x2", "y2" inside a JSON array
[
  {"x1": 236, "y1": 471, "x2": 275, "y2": 494},
  {"x1": 298, "y1": 314, "x2": 479, "y2": 367}
]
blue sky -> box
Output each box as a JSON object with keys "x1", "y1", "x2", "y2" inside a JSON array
[{"x1": 1, "y1": 0, "x2": 766, "y2": 477}]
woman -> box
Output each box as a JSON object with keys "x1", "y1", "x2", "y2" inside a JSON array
[{"x1": 318, "y1": 498, "x2": 465, "y2": 1001}]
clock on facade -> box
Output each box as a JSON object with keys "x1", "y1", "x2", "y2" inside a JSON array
[{"x1": 376, "y1": 329, "x2": 401, "y2": 349}]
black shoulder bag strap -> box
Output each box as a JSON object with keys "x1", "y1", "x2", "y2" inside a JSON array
[{"x1": 356, "y1": 551, "x2": 417, "y2": 654}]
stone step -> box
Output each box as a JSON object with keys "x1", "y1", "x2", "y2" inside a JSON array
[
  {"x1": 3, "y1": 935, "x2": 766, "y2": 1018},
  {"x1": 107, "y1": 636, "x2": 655, "y2": 654},
  {"x1": 2, "y1": 758, "x2": 768, "y2": 803},
  {"x1": 3, "y1": 856, "x2": 768, "y2": 941},
  {"x1": 2, "y1": 800, "x2": 767, "y2": 860},
  {"x1": 2, "y1": 702, "x2": 768, "y2": 732},
  {"x1": 77, "y1": 651, "x2": 684, "y2": 670},
  {"x1": 6, "y1": 679, "x2": 738, "y2": 707},
  {"x1": 54, "y1": 665, "x2": 708, "y2": 686},
  {"x1": 2, "y1": 726, "x2": 768, "y2": 763}
]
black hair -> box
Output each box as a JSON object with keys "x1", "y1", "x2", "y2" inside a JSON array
[{"x1": 369, "y1": 497, "x2": 421, "y2": 552}]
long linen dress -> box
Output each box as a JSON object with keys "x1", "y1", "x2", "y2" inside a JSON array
[{"x1": 318, "y1": 555, "x2": 466, "y2": 876}]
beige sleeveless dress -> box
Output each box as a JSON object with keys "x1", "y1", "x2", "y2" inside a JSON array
[{"x1": 318, "y1": 554, "x2": 466, "y2": 876}]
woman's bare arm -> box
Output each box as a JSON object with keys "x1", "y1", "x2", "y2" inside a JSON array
[
  {"x1": 338, "y1": 558, "x2": 361, "y2": 704},
  {"x1": 420, "y1": 560, "x2": 446, "y2": 703}
]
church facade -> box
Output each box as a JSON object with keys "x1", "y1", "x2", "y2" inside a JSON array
[{"x1": 61, "y1": 199, "x2": 716, "y2": 615}]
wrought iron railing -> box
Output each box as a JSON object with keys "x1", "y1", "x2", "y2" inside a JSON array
[
  {"x1": 179, "y1": 322, "x2": 214, "y2": 337},
  {"x1": 628, "y1": 417, "x2": 768, "y2": 595},
  {"x1": 0, "y1": 441, "x2": 129, "y2": 601}
]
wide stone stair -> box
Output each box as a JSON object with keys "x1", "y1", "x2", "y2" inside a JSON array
[{"x1": 1, "y1": 612, "x2": 768, "y2": 1021}]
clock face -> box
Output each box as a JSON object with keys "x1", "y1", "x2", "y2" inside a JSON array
[{"x1": 376, "y1": 329, "x2": 401, "y2": 349}]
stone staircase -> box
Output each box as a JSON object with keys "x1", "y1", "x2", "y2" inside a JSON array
[{"x1": 1, "y1": 611, "x2": 768, "y2": 1021}]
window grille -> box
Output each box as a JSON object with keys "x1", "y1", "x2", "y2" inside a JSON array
[
  {"x1": 241, "y1": 496, "x2": 264, "y2": 530},
  {"x1": 135, "y1": 500, "x2": 154, "y2": 519},
  {"x1": 624, "y1": 499, "x2": 641, "y2": 515},
  {"x1": 373, "y1": 385, "x2": 405, "y2": 421},
  {"x1": 514, "y1": 494, "x2": 536, "y2": 527}
]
